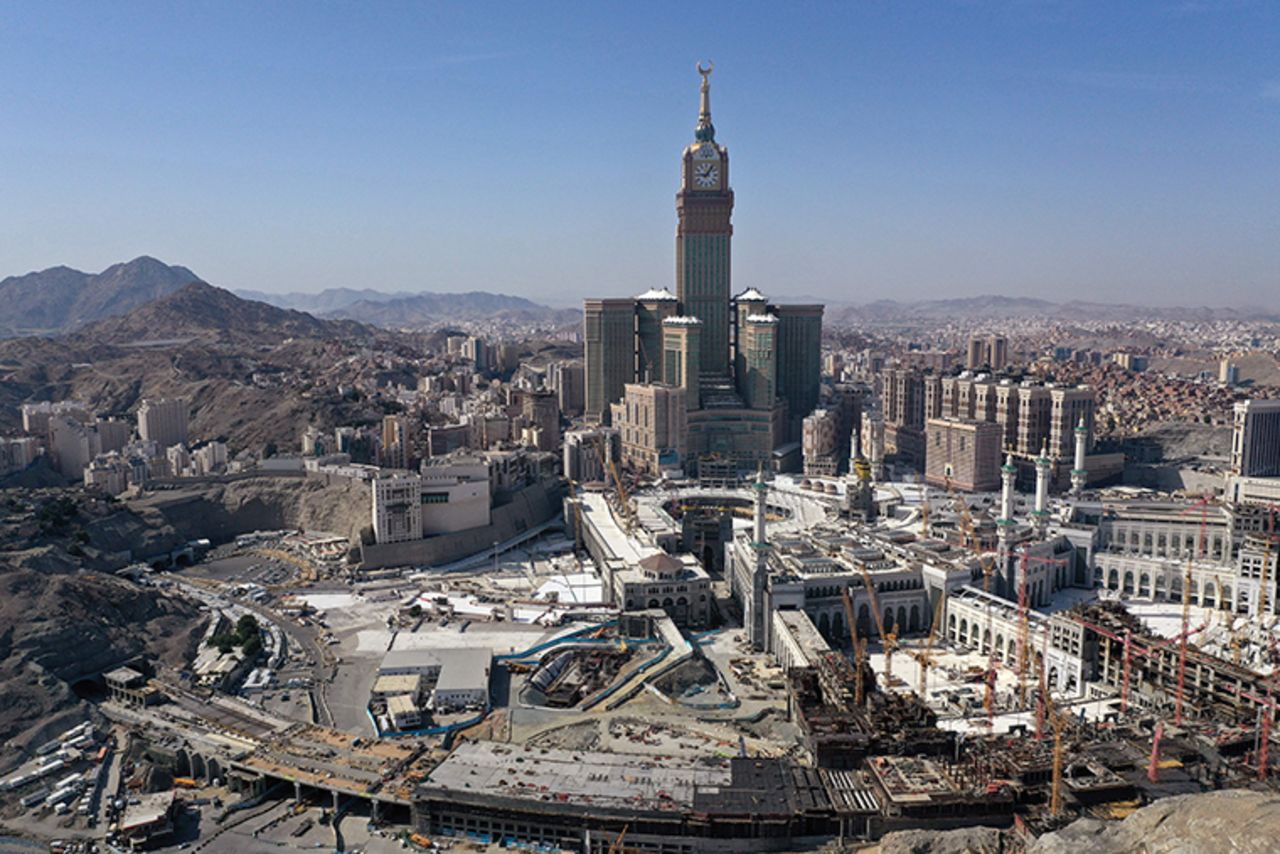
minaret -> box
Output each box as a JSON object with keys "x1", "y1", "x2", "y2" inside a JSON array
[
  {"x1": 753, "y1": 465, "x2": 768, "y2": 547},
  {"x1": 997, "y1": 451, "x2": 1018, "y2": 597},
  {"x1": 748, "y1": 466, "x2": 770, "y2": 651},
  {"x1": 1033, "y1": 443, "x2": 1051, "y2": 538},
  {"x1": 1071, "y1": 417, "x2": 1088, "y2": 496},
  {"x1": 866, "y1": 409, "x2": 886, "y2": 483}
]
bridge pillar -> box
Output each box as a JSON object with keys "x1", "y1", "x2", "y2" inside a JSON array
[
  {"x1": 371, "y1": 799, "x2": 380, "y2": 824},
  {"x1": 294, "y1": 780, "x2": 302, "y2": 803},
  {"x1": 332, "y1": 790, "x2": 340, "y2": 811}
]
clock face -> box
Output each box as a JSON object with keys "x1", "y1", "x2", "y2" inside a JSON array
[
  {"x1": 694, "y1": 163, "x2": 720, "y2": 188},
  {"x1": 694, "y1": 144, "x2": 719, "y2": 161}
]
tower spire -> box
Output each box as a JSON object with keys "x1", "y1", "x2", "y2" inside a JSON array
[{"x1": 695, "y1": 62, "x2": 715, "y2": 142}]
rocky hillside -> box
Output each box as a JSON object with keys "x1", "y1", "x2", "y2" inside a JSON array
[
  {"x1": 74, "y1": 281, "x2": 380, "y2": 346},
  {"x1": 0, "y1": 285, "x2": 408, "y2": 455},
  {"x1": 129, "y1": 474, "x2": 372, "y2": 546},
  {"x1": 0, "y1": 256, "x2": 203, "y2": 337},
  {"x1": 0, "y1": 491, "x2": 208, "y2": 754},
  {"x1": 870, "y1": 789, "x2": 1280, "y2": 854}
]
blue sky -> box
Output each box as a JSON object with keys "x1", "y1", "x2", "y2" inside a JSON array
[{"x1": 2, "y1": 1, "x2": 1277, "y2": 307}]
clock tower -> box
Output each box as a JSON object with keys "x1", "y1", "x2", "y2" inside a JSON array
[{"x1": 676, "y1": 63, "x2": 734, "y2": 378}]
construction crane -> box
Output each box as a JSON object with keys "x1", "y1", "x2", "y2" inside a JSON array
[
  {"x1": 841, "y1": 586, "x2": 868, "y2": 704},
  {"x1": 1028, "y1": 638, "x2": 1071, "y2": 817},
  {"x1": 910, "y1": 590, "x2": 947, "y2": 698},
  {"x1": 857, "y1": 568, "x2": 899, "y2": 690},
  {"x1": 596, "y1": 434, "x2": 636, "y2": 533},
  {"x1": 568, "y1": 479, "x2": 584, "y2": 554},
  {"x1": 1175, "y1": 493, "x2": 1215, "y2": 724},
  {"x1": 606, "y1": 824, "x2": 629, "y2": 854},
  {"x1": 1014, "y1": 549, "x2": 1065, "y2": 709}
]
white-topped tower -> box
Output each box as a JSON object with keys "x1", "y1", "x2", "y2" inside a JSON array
[
  {"x1": 998, "y1": 452, "x2": 1017, "y2": 543},
  {"x1": 1071, "y1": 417, "x2": 1088, "y2": 496},
  {"x1": 1033, "y1": 443, "x2": 1051, "y2": 538}
]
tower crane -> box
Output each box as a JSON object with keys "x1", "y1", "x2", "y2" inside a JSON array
[
  {"x1": 856, "y1": 567, "x2": 899, "y2": 690},
  {"x1": 842, "y1": 587, "x2": 868, "y2": 704},
  {"x1": 1175, "y1": 493, "x2": 1215, "y2": 724},
  {"x1": 909, "y1": 590, "x2": 947, "y2": 698},
  {"x1": 596, "y1": 434, "x2": 636, "y2": 533}
]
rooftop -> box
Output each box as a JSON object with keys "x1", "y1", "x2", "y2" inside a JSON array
[{"x1": 421, "y1": 741, "x2": 730, "y2": 811}]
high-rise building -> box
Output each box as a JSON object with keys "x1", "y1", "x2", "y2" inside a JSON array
[
  {"x1": 584, "y1": 298, "x2": 637, "y2": 422},
  {"x1": 22, "y1": 401, "x2": 91, "y2": 438},
  {"x1": 95, "y1": 417, "x2": 132, "y2": 454},
  {"x1": 662, "y1": 316, "x2": 703, "y2": 410},
  {"x1": 1220, "y1": 358, "x2": 1240, "y2": 386},
  {"x1": 582, "y1": 68, "x2": 823, "y2": 473},
  {"x1": 966, "y1": 335, "x2": 1009, "y2": 371},
  {"x1": 738, "y1": 313, "x2": 778, "y2": 411},
  {"x1": 989, "y1": 336, "x2": 1008, "y2": 371},
  {"x1": 924, "y1": 418, "x2": 1003, "y2": 492},
  {"x1": 136, "y1": 398, "x2": 188, "y2": 449},
  {"x1": 635, "y1": 290, "x2": 679, "y2": 383},
  {"x1": 802, "y1": 409, "x2": 839, "y2": 477},
  {"x1": 549, "y1": 361, "x2": 586, "y2": 416},
  {"x1": 1231, "y1": 400, "x2": 1280, "y2": 478},
  {"x1": 774, "y1": 304, "x2": 823, "y2": 436},
  {"x1": 380, "y1": 414, "x2": 410, "y2": 470},
  {"x1": 372, "y1": 473, "x2": 423, "y2": 544},
  {"x1": 521, "y1": 391, "x2": 560, "y2": 453},
  {"x1": 675, "y1": 64, "x2": 733, "y2": 377},
  {"x1": 49, "y1": 415, "x2": 101, "y2": 480},
  {"x1": 613, "y1": 383, "x2": 687, "y2": 476}
]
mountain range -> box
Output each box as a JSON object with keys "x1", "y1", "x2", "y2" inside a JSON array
[
  {"x1": 831, "y1": 295, "x2": 1280, "y2": 325},
  {"x1": 0, "y1": 257, "x2": 204, "y2": 337},
  {"x1": 236, "y1": 287, "x2": 580, "y2": 327}
]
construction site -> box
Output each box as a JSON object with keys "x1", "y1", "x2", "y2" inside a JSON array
[{"x1": 8, "y1": 448, "x2": 1280, "y2": 853}]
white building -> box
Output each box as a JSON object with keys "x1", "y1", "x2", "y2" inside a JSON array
[
  {"x1": 377, "y1": 648, "x2": 491, "y2": 712},
  {"x1": 372, "y1": 473, "x2": 423, "y2": 544},
  {"x1": 418, "y1": 457, "x2": 491, "y2": 534}
]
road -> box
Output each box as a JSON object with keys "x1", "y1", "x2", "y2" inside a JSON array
[{"x1": 238, "y1": 598, "x2": 335, "y2": 727}]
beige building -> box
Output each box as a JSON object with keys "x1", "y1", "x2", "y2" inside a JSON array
[
  {"x1": 136, "y1": 398, "x2": 188, "y2": 449},
  {"x1": 612, "y1": 552, "x2": 712, "y2": 628},
  {"x1": 924, "y1": 417, "x2": 1003, "y2": 492},
  {"x1": 612, "y1": 383, "x2": 687, "y2": 476},
  {"x1": 802, "y1": 408, "x2": 839, "y2": 477}
]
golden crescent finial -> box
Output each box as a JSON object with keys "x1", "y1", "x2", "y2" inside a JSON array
[{"x1": 697, "y1": 61, "x2": 713, "y2": 80}]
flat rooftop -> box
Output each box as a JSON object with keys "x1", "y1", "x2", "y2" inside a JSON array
[
  {"x1": 580, "y1": 490, "x2": 653, "y2": 566},
  {"x1": 422, "y1": 741, "x2": 731, "y2": 811}
]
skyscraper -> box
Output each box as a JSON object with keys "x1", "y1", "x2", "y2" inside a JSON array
[
  {"x1": 583, "y1": 67, "x2": 824, "y2": 474},
  {"x1": 1231, "y1": 399, "x2": 1280, "y2": 477},
  {"x1": 584, "y1": 298, "x2": 637, "y2": 422},
  {"x1": 675, "y1": 64, "x2": 733, "y2": 377}
]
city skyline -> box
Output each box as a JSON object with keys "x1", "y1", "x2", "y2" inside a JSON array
[{"x1": 3, "y1": 2, "x2": 1278, "y2": 307}]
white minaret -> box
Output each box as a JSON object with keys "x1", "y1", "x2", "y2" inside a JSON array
[
  {"x1": 998, "y1": 452, "x2": 1017, "y2": 543},
  {"x1": 1071, "y1": 417, "x2": 1088, "y2": 496},
  {"x1": 867, "y1": 411, "x2": 885, "y2": 483},
  {"x1": 1033, "y1": 443, "x2": 1051, "y2": 538},
  {"x1": 753, "y1": 465, "x2": 768, "y2": 547}
]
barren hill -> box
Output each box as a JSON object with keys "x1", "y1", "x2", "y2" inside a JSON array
[{"x1": 0, "y1": 256, "x2": 204, "y2": 337}]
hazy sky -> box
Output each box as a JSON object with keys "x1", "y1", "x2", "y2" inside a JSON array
[{"x1": 2, "y1": 1, "x2": 1278, "y2": 307}]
